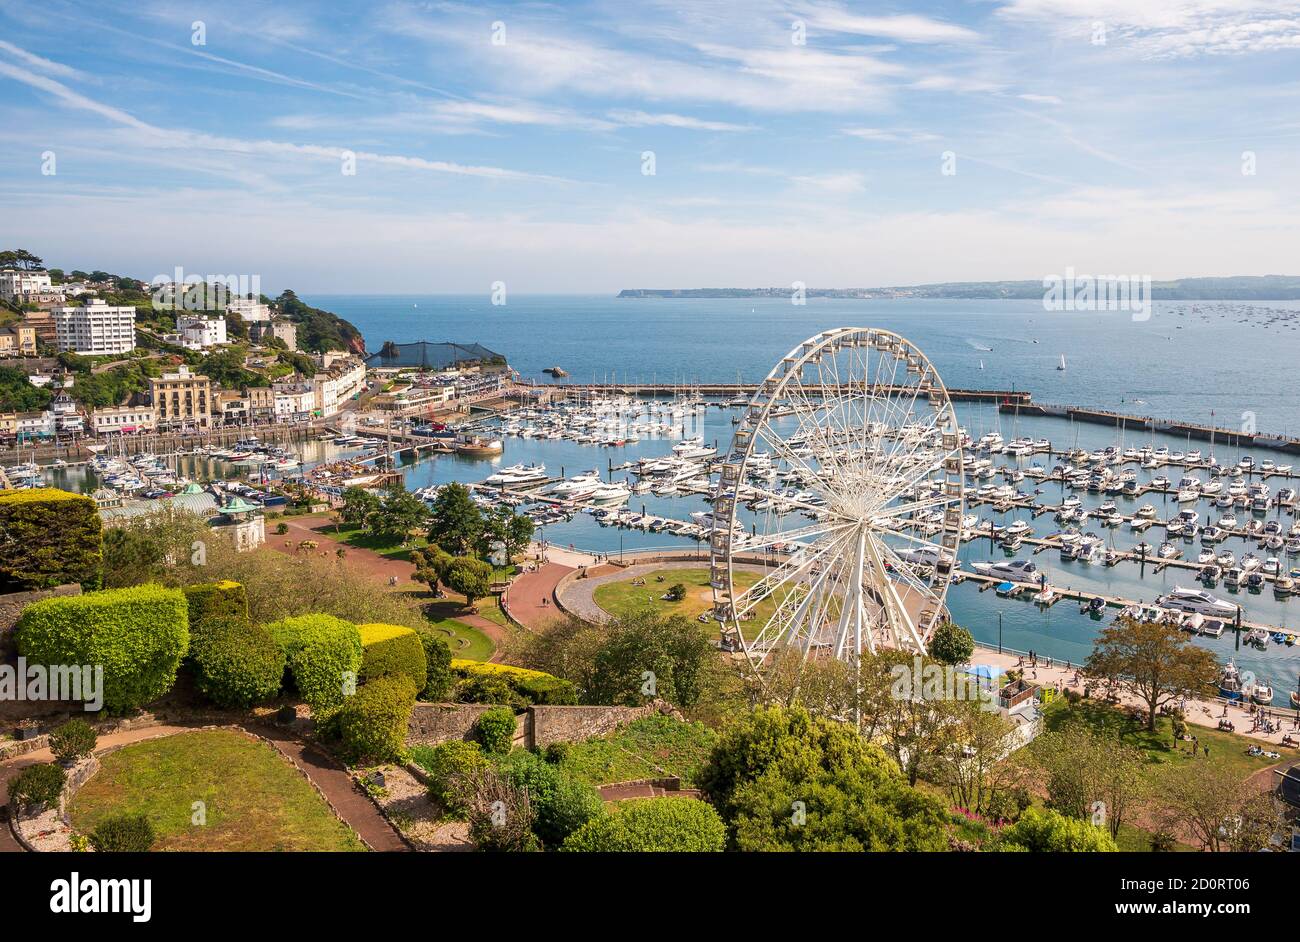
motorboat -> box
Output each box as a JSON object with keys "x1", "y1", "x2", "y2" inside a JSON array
[
  {"x1": 1155, "y1": 586, "x2": 1239, "y2": 619},
  {"x1": 1223, "y1": 567, "x2": 1244, "y2": 589},
  {"x1": 1218, "y1": 661, "x2": 1244, "y2": 701},
  {"x1": 970, "y1": 559, "x2": 1040, "y2": 582}
]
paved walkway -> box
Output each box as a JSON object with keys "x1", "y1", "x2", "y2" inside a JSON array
[
  {"x1": 0, "y1": 722, "x2": 407, "y2": 853},
  {"x1": 504, "y1": 562, "x2": 574, "y2": 630}
]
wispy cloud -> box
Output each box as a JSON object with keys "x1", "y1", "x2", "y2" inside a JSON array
[{"x1": 607, "y1": 110, "x2": 755, "y2": 131}]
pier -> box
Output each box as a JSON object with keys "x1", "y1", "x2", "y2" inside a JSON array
[{"x1": 530, "y1": 381, "x2": 1031, "y2": 405}]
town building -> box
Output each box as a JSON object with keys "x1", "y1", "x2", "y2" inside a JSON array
[
  {"x1": 214, "y1": 389, "x2": 250, "y2": 424},
  {"x1": 249, "y1": 317, "x2": 296, "y2": 349},
  {"x1": 246, "y1": 385, "x2": 274, "y2": 419},
  {"x1": 0, "y1": 324, "x2": 37, "y2": 356},
  {"x1": 90, "y1": 404, "x2": 156, "y2": 435},
  {"x1": 19, "y1": 311, "x2": 56, "y2": 345},
  {"x1": 0, "y1": 270, "x2": 53, "y2": 302},
  {"x1": 53, "y1": 299, "x2": 136, "y2": 355},
  {"x1": 150, "y1": 365, "x2": 212, "y2": 429},
  {"x1": 177, "y1": 314, "x2": 228, "y2": 349},
  {"x1": 272, "y1": 380, "x2": 316, "y2": 419},
  {"x1": 312, "y1": 356, "x2": 366, "y2": 417},
  {"x1": 226, "y1": 298, "x2": 272, "y2": 322},
  {"x1": 48, "y1": 391, "x2": 83, "y2": 435}
]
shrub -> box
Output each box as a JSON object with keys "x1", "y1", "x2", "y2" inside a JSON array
[
  {"x1": 8, "y1": 762, "x2": 66, "y2": 808},
  {"x1": 992, "y1": 807, "x2": 1118, "y2": 852},
  {"x1": 15, "y1": 584, "x2": 189, "y2": 713},
  {"x1": 421, "y1": 634, "x2": 454, "y2": 701},
  {"x1": 183, "y1": 581, "x2": 250, "y2": 635},
  {"x1": 412, "y1": 740, "x2": 489, "y2": 816},
  {"x1": 266, "y1": 614, "x2": 362, "y2": 715},
  {"x1": 48, "y1": 718, "x2": 97, "y2": 763},
  {"x1": 562, "y1": 797, "x2": 725, "y2": 852},
  {"x1": 358, "y1": 623, "x2": 428, "y2": 690},
  {"x1": 189, "y1": 616, "x2": 286, "y2": 708},
  {"x1": 445, "y1": 556, "x2": 494, "y2": 606},
  {"x1": 665, "y1": 582, "x2": 686, "y2": 602},
  {"x1": 929, "y1": 621, "x2": 976, "y2": 666},
  {"x1": 476, "y1": 706, "x2": 517, "y2": 756},
  {"x1": 336, "y1": 674, "x2": 419, "y2": 764},
  {"x1": 451, "y1": 659, "x2": 577, "y2": 705},
  {"x1": 498, "y1": 749, "x2": 604, "y2": 847},
  {"x1": 89, "y1": 813, "x2": 156, "y2": 852},
  {"x1": 544, "y1": 741, "x2": 571, "y2": 763},
  {"x1": 0, "y1": 488, "x2": 102, "y2": 592}
]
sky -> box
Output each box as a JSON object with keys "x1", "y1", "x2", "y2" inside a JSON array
[{"x1": 0, "y1": 0, "x2": 1298, "y2": 294}]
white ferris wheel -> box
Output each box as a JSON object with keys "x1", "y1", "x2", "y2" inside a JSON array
[{"x1": 709, "y1": 328, "x2": 966, "y2": 672}]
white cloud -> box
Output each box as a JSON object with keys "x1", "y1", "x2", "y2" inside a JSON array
[
  {"x1": 842, "y1": 127, "x2": 940, "y2": 143},
  {"x1": 1018, "y1": 93, "x2": 1063, "y2": 105},
  {"x1": 607, "y1": 110, "x2": 755, "y2": 131},
  {"x1": 790, "y1": 172, "x2": 867, "y2": 193},
  {"x1": 802, "y1": 6, "x2": 981, "y2": 44},
  {"x1": 0, "y1": 40, "x2": 87, "y2": 80}
]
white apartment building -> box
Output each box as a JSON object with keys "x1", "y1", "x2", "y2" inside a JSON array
[
  {"x1": 312, "y1": 357, "x2": 367, "y2": 417},
  {"x1": 273, "y1": 382, "x2": 316, "y2": 417},
  {"x1": 0, "y1": 270, "x2": 53, "y2": 302},
  {"x1": 91, "y1": 405, "x2": 156, "y2": 435},
  {"x1": 226, "y1": 298, "x2": 272, "y2": 322},
  {"x1": 54, "y1": 298, "x2": 136, "y2": 355},
  {"x1": 177, "y1": 314, "x2": 228, "y2": 348}
]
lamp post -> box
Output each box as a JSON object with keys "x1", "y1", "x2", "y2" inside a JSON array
[{"x1": 998, "y1": 611, "x2": 1003, "y2": 655}]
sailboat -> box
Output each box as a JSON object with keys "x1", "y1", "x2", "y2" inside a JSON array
[
  {"x1": 1056, "y1": 354, "x2": 1066, "y2": 371},
  {"x1": 978, "y1": 359, "x2": 984, "y2": 371}
]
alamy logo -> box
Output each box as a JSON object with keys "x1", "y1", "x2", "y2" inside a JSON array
[
  {"x1": 0, "y1": 658, "x2": 103, "y2": 711},
  {"x1": 890, "y1": 657, "x2": 998, "y2": 710},
  {"x1": 1042, "y1": 267, "x2": 1152, "y2": 321},
  {"x1": 150, "y1": 266, "x2": 261, "y2": 312},
  {"x1": 50, "y1": 873, "x2": 152, "y2": 923}
]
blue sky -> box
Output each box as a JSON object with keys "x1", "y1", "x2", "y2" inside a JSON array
[{"x1": 1, "y1": 0, "x2": 1298, "y2": 293}]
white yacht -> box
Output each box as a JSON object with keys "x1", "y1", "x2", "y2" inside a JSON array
[
  {"x1": 970, "y1": 559, "x2": 1040, "y2": 582},
  {"x1": 1155, "y1": 586, "x2": 1239, "y2": 619}
]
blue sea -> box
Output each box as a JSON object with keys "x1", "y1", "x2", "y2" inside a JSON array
[{"x1": 296, "y1": 293, "x2": 1300, "y2": 696}]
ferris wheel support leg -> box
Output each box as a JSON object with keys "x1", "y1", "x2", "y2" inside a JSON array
[{"x1": 834, "y1": 528, "x2": 868, "y2": 660}]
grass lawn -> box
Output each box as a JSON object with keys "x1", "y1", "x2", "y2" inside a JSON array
[
  {"x1": 329, "y1": 523, "x2": 428, "y2": 562},
  {"x1": 557, "y1": 716, "x2": 719, "y2": 788},
  {"x1": 1040, "y1": 698, "x2": 1297, "y2": 781},
  {"x1": 68, "y1": 730, "x2": 365, "y2": 852},
  {"x1": 422, "y1": 599, "x2": 495, "y2": 660},
  {"x1": 592, "y1": 567, "x2": 797, "y2": 639}
]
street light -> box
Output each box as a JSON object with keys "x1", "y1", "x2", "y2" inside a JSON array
[{"x1": 998, "y1": 611, "x2": 1003, "y2": 655}]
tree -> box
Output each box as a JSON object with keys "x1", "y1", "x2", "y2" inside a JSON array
[
  {"x1": 445, "y1": 556, "x2": 493, "y2": 608},
  {"x1": 1032, "y1": 720, "x2": 1146, "y2": 838},
  {"x1": 370, "y1": 488, "x2": 429, "y2": 543},
  {"x1": 426, "y1": 482, "x2": 484, "y2": 556},
  {"x1": 339, "y1": 486, "x2": 380, "y2": 528},
  {"x1": 929, "y1": 621, "x2": 975, "y2": 666},
  {"x1": 932, "y1": 701, "x2": 1031, "y2": 819},
  {"x1": 1154, "y1": 761, "x2": 1284, "y2": 852},
  {"x1": 481, "y1": 505, "x2": 534, "y2": 560},
  {"x1": 697, "y1": 705, "x2": 950, "y2": 852},
  {"x1": 859, "y1": 649, "x2": 963, "y2": 786},
  {"x1": 0, "y1": 249, "x2": 44, "y2": 271},
  {"x1": 411, "y1": 545, "x2": 453, "y2": 595},
  {"x1": 1085, "y1": 617, "x2": 1219, "y2": 730}
]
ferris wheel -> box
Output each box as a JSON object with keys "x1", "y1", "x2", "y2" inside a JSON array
[{"x1": 709, "y1": 328, "x2": 965, "y2": 671}]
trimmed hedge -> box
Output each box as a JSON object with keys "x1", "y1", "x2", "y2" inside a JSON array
[
  {"x1": 266, "y1": 614, "x2": 362, "y2": 715},
  {"x1": 336, "y1": 674, "x2": 419, "y2": 764},
  {"x1": 421, "y1": 634, "x2": 453, "y2": 701},
  {"x1": 190, "y1": 616, "x2": 286, "y2": 708},
  {"x1": 8, "y1": 762, "x2": 66, "y2": 808},
  {"x1": 0, "y1": 487, "x2": 102, "y2": 591},
  {"x1": 89, "y1": 813, "x2": 156, "y2": 852},
  {"x1": 451, "y1": 659, "x2": 577, "y2": 706},
  {"x1": 561, "y1": 797, "x2": 726, "y2": 852},
  {"x1": 475, "y1": 705, "x2": 517, "y2": 756},
  {"x1": 411, "y1": 740, "x2": 489, "y2": 817},
  {"x1": 183, "y1": 581, "x2": 250, "y2": 634},
  {"x1": 15, "y1": 584, "x2": 189, "y2": 713},
  {"x1": 358, "y1": 623, "x2": 428, "y2": 691},
  {"x1": 49, "y1": 718, "x2": 97, "y2": 763}
]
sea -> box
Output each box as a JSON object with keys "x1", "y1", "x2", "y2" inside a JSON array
[{"x1": 56, "y1": 294, "x2": 1300, "y2": 696}]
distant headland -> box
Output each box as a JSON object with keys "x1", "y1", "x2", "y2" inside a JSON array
[{"x1": 617, "y1": 275, "x2": 1300, "y2": 301}]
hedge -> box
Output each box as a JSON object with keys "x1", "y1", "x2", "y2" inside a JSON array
[
  {"x1": 0, "y1": 487, "x2": 102, "y2": 592},
  {"x1": 7, "y1": 762, "x2": 66, "y2": 808},
  {"x1": 89, "y1": 813, "x2": 156, "y2": 852},
  {"x1": 266, "y1": 614, "x2": 362, "y2": 715},
  {"x1": 451, "y1": 659, "x2": 577, "y2": 706},
  {"x1": 190, "y1": 616, "x2": 286, "y2": 708},
  {"x1": 358, "y1": 623, "x2": 428, "y2": 691},
  {"x1": 421, "y1": 634, "x2": 454, "y2": 701},
  {"x1": 15, "y1": 584, "x2": 189, "y2": 713},
  {"x1": 183, "y1": 581, "x2": 250, "y2": 635},
  {"x1": 410, "y1": 740, "x2": 489, "y2": 817},
  {"x1": 561, "y1": 797, "x2": 726, "y2": 852},
  {"x1": 336, "y1": 674, "x2": 418, "y2": 764}
]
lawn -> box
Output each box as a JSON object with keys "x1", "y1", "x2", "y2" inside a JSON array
[
  {"x1": 556, "y1": 715, "x2": 719, "y2": 788},
  {"x1": 1040, "y1": 698, "x2": 1297, "y2": 781},
  {"x1": 423, "y1": 598, "x2": 495, "y2": 661},
  {"x1": 329, "y1": 523, "x2": 429, "y2": 562},
  {"x1": 592, "y1": 567, "x2": 797, "y2": 639},
  {"x1": 68, "y1": 730, "x2": 366, "y2": 852}
]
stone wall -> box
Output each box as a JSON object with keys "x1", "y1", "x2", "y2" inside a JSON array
[
  {"x1": 407, "y1": 701, "x2": 663, "y2": 749},
  {"x1": 0, "y1": 584, "x2": 81, "y2": 657}
]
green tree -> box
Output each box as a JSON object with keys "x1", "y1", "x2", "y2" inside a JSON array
[
  {"x1": 411, "y1": 545, "x2": 453, "y2": 595},
  {"x1": 426, "y1": 482, "x2": 483, "y2": 556},
  {"x1": 1033, "y1": 719, "x2": 1146, "y2": 839},
  {"x1": 928, "y1": 621, "x2": 975, "y2": 666},
  {"x1": 481, "y1": 505, "x2": 534, "y2": 559},
  {"x1": 859, "y1": 649, "x2": 963, "y2": 786},
  {"x1": 1153, "y1": 760, "x2": 1283, "y2": 852},
  {"x1": 993, "y1": 807, "x2": 1118, "y2": 852},
  {"x1": 932, "y1": 700, "x2": 1029, "y2": 819},
  {"x1": 697, "y1": 705, "x2": 949, "y2": 852},
  {"x1": 445, "y1": 556, "x2": 493, "y2": 608},
  {"x1": 339, "y1": 486, "x2": 381, "y2": 528},
  {"x1": 370, "y1": 488, "x2": 429, "y2": 543},
  {"x1": 1085, "y1": 617, "x2": 1219, "y2": 730}
]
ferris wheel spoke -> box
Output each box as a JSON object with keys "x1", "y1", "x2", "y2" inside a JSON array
[
  {"x1": 731, "y1": 528, "x2": 856, "y2": 619},
  {"x1": 734, "y1": 518, "x2": 856, "y2": 553}
]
